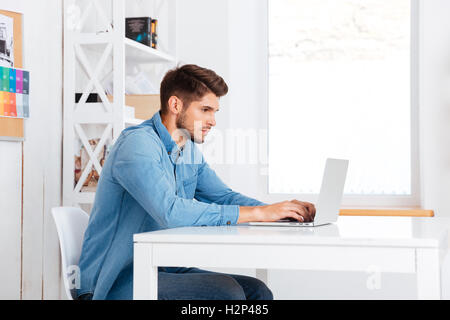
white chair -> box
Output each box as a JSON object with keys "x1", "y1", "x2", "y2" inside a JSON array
[{"x1": 52, "y1": 207, "x2": 89, "y2": 300}]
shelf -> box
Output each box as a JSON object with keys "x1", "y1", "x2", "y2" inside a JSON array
[
  {"x1": 74, "y1": 103, "x2": 148, "y2": 126},
  {"x1": 124, "y1": 38, "x2": 176, "y2": 64},
  {"x1": 78, "y1": 37, "x2": 176, "y2": 65}
]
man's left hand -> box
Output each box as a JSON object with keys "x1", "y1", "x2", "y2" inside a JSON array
[{"x1": 291, "y1": 200, "x2": 316, "y2": 220}]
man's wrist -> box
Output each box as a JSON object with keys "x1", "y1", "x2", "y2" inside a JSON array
[
  {"x1": 252, "y1": 206, "x2": 263, "y2": 222},
  {"x1": 237, "y1": 206, "x2": 264, "y2": 223}
]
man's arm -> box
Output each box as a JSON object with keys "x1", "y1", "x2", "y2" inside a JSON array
[
  {"x1": 112, "y1": 132, "x2": 239, "y2": 227},
  {"x1": 194, "y1": 158, "x2": 266, "y2": 207}
]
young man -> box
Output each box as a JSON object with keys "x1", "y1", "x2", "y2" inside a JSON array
[{"x1": 77, "y1": 64, "x2": 316, "y2": 300}]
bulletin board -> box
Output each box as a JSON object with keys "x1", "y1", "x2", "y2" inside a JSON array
[{"x1": 0, "y1": 10, "x2": 24, "y2": 141}]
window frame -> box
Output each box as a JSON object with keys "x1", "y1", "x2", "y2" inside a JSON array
[{"x1": 259, "y1": 0, "x2": 421, "y2": 208}]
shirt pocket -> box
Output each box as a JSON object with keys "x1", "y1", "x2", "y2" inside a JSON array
[{"x1": 182, "y1": 175, "x2": 197, "y2": 199}]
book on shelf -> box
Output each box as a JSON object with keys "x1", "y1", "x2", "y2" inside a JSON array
[
  {"x1": 151, "y1": 19, "x2": 158, "y2": 49},
  {"x1": 125, "y1": 17, "x2": 158, "y2": 49}
]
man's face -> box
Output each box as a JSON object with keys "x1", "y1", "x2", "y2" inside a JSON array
[{"x1": 176, "y1": 92, "x2": 219, "y2": 144}]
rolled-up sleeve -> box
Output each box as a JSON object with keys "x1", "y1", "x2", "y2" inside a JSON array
[{"x1": 112, "y1": 132, "x2": 240, "y2": 227}]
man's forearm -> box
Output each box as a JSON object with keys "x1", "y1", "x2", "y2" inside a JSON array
[
  {"x1": 202, "y1": 190, "x2": 266, "y2": 207},
  {"x1": 237, "y1": 206, "x2": 262, "y2": 224}
]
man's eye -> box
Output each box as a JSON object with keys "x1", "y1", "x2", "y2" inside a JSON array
[{"x1": 203, "y1": 109, "x2": 208, "y2": 112}]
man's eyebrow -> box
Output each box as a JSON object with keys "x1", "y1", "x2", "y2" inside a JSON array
[{"x1": 202, "y1": 106, "x2": 220, "y2": 112}]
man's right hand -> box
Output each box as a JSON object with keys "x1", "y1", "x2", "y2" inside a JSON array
[{"x1": 238, "y1": 200, "x2": 316, "y2": 224}]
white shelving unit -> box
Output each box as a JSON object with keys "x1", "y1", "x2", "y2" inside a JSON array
[{"x1": 63, "y1": 0, "x2": 177, "y2": 207}]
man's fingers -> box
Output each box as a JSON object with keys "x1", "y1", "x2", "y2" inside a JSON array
[
  {"x1": 291, "y1": 200, "x2": 316, "y2": 219},
  {"x1": 296, "y1": 204, "x2": 313, "y2": 221},
  {"x1": 287, "y1": 204, "x2": 312, "y2": 222},
  {"x1": 289, "y1": 211, "x2": 304, "y2": 222},
  {"x1": 304, "y1": 202, "x2": 316, "y2": 218}
]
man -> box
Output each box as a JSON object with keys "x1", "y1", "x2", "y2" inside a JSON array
[{"x1": 77, "y1": 64, "x2": 316, "y2": 300}]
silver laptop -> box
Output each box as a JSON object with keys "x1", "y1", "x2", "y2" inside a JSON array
[{"x1": 249, "y1": 158, "x2": 349, "y2": 227}]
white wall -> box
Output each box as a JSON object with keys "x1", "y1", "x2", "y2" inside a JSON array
[
  {"x1": 0, "y1": 0, "x2": 62, "y2": 299},
  {"x1": 0, "y1": 142, "x2": 22, "y2": 299},
  {"x1": 419, "y1": 0, "x2": 450, "y2": 217},
  {"x1": 176, "y1": 0, "x2": 232, "y2": 184}
]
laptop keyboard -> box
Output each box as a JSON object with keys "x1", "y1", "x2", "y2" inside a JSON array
[{"x1": 278, "y1": 218, "x2": 313, "y2": 223}]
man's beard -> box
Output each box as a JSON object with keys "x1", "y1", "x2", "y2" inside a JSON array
[{"x1": 176, "y1": 111, "x2": 203, "y2": 144}]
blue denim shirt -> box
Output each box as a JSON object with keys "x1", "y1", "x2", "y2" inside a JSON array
[{"x1": 77, "y1": 111, "x2": 265, "y2": 300}]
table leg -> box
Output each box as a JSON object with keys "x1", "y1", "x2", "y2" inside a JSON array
[
  {"x1": 416, "y1": 248, "x2": 441, "y2": 300},
  {"x1": 134, "y1": 243, "x2": 158, "y2": 300}
]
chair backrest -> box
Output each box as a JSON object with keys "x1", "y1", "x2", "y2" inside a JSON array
[{"x1": 52, "y1": 207, "x2": 89, "y2": 300}]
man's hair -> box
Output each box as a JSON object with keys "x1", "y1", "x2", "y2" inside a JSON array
[{"x1": 160, "y1": 64, "x2": 228, "y2": 114}]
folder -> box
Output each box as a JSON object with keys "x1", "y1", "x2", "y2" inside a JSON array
[
  {"x1": 0, "y1": 91, "x2": 4, "y2": 116},
  {"x1": 9, "y1": 68, "x2": 16, "y2": 93},
  {"x1": 2, "y1": 67, "x2": 9, "y2": 92},
  {"x1": 16, "y1": 93, "x2": 23, "y2": 118},
  {"x1": 15, "y1": 69, "x2": 22, "y2": 93},
  {"x1": 23, "y1": 93, "x2": 29, "y2": 118},
  {"x1": 22, "y1": 70, "x2": 29, "y2": 94}
]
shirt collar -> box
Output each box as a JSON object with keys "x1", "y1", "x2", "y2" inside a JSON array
[{"x1": 151, "y1": 111, "x2": 186, "y2": 160}]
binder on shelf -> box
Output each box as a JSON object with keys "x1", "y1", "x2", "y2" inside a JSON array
[{"x1": 75, "y1": 93, "x2": 100, "y2": 103}]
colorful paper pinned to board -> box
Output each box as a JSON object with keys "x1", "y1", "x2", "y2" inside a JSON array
[{"x1": 0, "y1": 66, "x2": 29, "y2": 118}]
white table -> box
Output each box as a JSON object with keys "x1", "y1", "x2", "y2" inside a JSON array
[{"x1": 133, "y1": 216, "x2": 450, "y2": 300}]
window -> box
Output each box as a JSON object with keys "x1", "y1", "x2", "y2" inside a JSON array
[{"x1": 268, "y1": 0, "x2": 418, "y2": 204}]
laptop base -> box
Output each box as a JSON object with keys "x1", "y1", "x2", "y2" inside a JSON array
[{"x1": 247, "y1": 221, "x2": 331, "y2": 227}]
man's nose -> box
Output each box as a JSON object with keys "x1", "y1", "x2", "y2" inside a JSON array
[{"x1": 208, "y1": 115, "x2": 216, "y2": 127}]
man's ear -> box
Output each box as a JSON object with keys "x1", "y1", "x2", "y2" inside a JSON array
[{"x1": 168, "y1": 96, "x2": 183, "y2": 115}]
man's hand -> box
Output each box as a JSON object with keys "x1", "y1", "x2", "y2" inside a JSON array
[
  {"x1": 238, "y1": 200, "x2": 316, "y2": 224},
  {"x1": 290, "y1": 199, "x2": 316, "y2": 221}
]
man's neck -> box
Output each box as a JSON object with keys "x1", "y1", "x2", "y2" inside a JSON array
[{"x1": 160, "y1": 113, "x2": 186, "y2": 149}]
